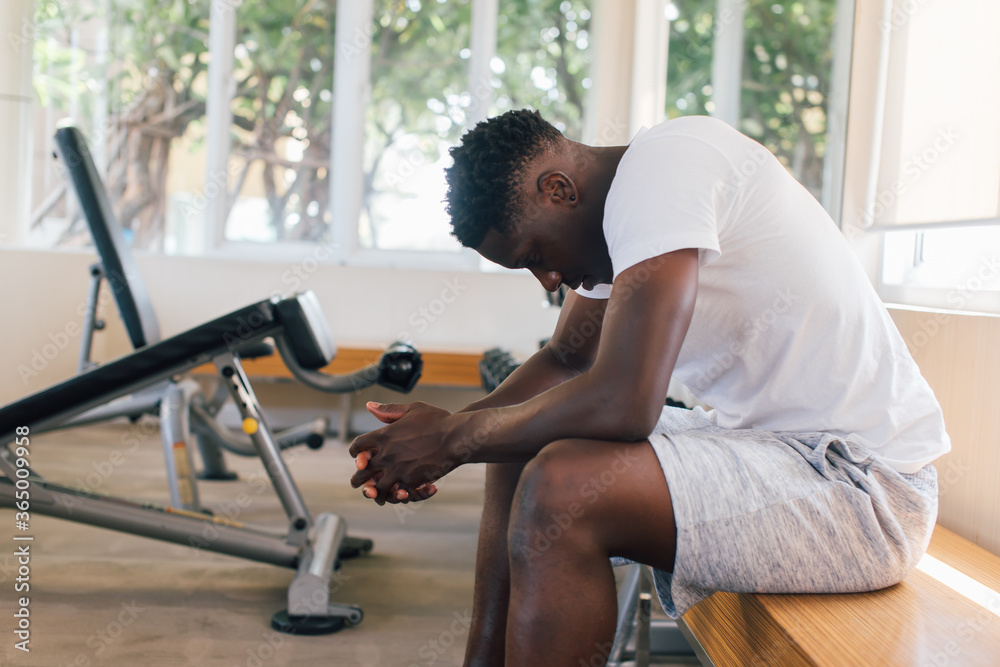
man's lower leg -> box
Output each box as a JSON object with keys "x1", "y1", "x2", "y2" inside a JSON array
[{"x1": 463, "y1": 461, "x2": 527, "y2": 667}]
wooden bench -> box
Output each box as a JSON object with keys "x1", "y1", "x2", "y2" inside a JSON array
[{"x1": 677, "y1": 525, "x2": 1000, "y2": 666}]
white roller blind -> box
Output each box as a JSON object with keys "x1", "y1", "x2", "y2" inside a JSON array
[{"x1": 871, "y1": 0, "x2": 1000, "y2": 228}]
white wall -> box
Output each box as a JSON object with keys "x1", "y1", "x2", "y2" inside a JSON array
[
  {"x1": 0, "y1": 247, "x2": 559, "y2": 405},
  {"x1": 0, "y1": 0, "x2": 35, "y2": 244}
]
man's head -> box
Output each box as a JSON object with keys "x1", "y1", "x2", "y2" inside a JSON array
[
  {"x1": 445, "y1": 109, "x2": 563, "y2": 249},
  {"x1": 445, "y1": 109, "x2": 619, "y2": 292}
]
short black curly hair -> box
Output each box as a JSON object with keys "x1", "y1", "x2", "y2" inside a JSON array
[{"x1": 445, "y1": 109, "x2": 564, "y2": 249}]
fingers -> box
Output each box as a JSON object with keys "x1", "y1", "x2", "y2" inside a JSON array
[
  {"x1": 348, "y1": 435, "x2": 366, "y2": 459},
  {"x1": 361, "y1": 480, "x2": 438, "y2": 504},
  {"x1": 366, "y1": 401, "x2": 413, "y2": 424},
  {"x1": 351, "y1": 465, "x2": 378, "y2": 488},
  {"x1": 411, "y1": 483, "x2": 438, "y2": 501}
]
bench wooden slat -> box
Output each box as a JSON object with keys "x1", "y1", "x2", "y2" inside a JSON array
[
  {"x1": 191, "y1": 346, "x2": 485, "y2": 388},
  {"x1": 680, "y1": 525, "x2": 1000, "y2": 666}
]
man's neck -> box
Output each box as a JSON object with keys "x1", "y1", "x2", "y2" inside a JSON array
[{"x1": 576, "y1": 143, "x2": 630, "y2": 212}]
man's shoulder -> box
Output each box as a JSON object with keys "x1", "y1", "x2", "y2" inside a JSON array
[
  {"x1": 639, "y1": 115, "x2": 742, "y2": 145},
  {"x1": 621, "y1": 116, "x2": 751, "y2": 172}
]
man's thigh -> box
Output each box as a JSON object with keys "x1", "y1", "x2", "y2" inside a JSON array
[{"x1": 511, "y1": 438, "x2": 678, "y2": 573}]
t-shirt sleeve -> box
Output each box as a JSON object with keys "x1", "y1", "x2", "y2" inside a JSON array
[
  {"x1": 601, "y1": 132, "x2": 732, "y2": 282},
  {"x1": 574, "y1": 283, "x2": 612, "y2": 299}
]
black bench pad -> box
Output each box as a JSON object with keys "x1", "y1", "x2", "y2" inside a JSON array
[{"x1": 0, "y1": 299, "x2": 279, "y2": 439}]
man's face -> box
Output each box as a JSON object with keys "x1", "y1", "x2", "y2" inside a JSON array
[{"x1": 476, "y1": 201, "x2": 613, "y2": 293}]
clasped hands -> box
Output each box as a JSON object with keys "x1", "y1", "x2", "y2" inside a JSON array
[{"x1": 349, "y1": 401, "x2": 463, "y2": 506}]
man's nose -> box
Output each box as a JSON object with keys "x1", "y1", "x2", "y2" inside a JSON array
[{"x1": 530, "y1": 268, "x2": 562, "y2": 292}]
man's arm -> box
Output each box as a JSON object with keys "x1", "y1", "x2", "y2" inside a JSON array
[
  {"x1": 461, "y1": 290, "x2": 607, "y2": 412},
  {"x1": 351, "y1": 248, "x2": 698, "y2": 501},
  {"x1": 356, "y1": 291, "x2": 607, "y2": 500}
]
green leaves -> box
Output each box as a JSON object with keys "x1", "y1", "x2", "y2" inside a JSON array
[{"x1": 667, "y1": 0, "x2": 837, "y2": 198}]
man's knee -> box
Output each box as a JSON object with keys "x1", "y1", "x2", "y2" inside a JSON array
[{"x1": 507, "y1": 440, "x2": 595, "y2": 566}]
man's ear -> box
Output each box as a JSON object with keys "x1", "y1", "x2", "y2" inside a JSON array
[{"x1": 538, "y1": 171, "x2": 577, "y2": 204}]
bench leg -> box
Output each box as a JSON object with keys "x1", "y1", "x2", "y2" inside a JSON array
[
  {"x1": 159, "y1": 379, "x2": 203, "y2": 512},
  {"x1": 609, "y1": 564, "x2": 697, "y2": 666},
  {"x1": 271, "y1": 512, "x2": 365, "y2": 635}
]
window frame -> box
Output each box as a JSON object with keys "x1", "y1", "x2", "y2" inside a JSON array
[
  {"x1": 843, "y1": 0, "x2": 1000, "y2": 315},
  {"x1": 199, "y1": 0, "x2": 494, "y2": 271}
]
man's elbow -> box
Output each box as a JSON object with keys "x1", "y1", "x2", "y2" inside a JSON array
[{"x1": 599, "y1": 394, "x2": 662, "y2": 443}]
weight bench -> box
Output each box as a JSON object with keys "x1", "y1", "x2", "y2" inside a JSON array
[
  {"x1": 0, "y1": 290, "x2": 420, "y2": 634},
  {"x1": 48, "y1": 125, "x2": 344, "y2": 512}
]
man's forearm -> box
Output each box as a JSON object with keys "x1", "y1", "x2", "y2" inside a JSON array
[
  {"x1": 448, "y1": 363, "x2": 654, "y2": 465},
  {"x1": 448, "y1": 252, "x2": 697, "y2": 466},
  {"x1": 459, "y1": 345, "x2": 582, "y2": 414}
]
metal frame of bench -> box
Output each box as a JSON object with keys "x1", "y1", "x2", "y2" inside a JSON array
[
  {"x1": 609, "y1": 563, "x2": 697, "y2": 666},
  {"x1": 50, "y1": 125, "x2": 335, "y2": 511},
  {"x1": 0, "y1": 290, "x2": 421, "y2": 634}
]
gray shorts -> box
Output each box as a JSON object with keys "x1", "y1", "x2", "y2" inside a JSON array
[{"x1": 633, "y1": 406, "x2": 939, "y2": 618}]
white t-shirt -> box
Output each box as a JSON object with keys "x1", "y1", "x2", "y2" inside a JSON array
[{"x1": 577, "y1": 116, "x2": 950, "y2": 473}]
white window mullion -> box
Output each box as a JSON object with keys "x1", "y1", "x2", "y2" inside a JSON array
[
  {"x1": 331, "y1": 0, "x2": 374, "y2": 264},
  {"x1": 629, "y1": 0, "x2": 670, "y2": 136},
  {"x1": 860, "y1": 0, "x2": 895, "y2": 233},
  {"x1": 709, "y1": 0, "x2": 745, "y2": 129},
  {"x1": 0, "y1": 0, "x2": 36, "y2": 244},
  {"x1": 467, "y1": 0, "x2": 498, "y2": 129},
  {"x1": 820, "y1": 0, "x2": 857, "y2": 226},
  {"x1": 204, "y1": 0, "x2": 237, "y2": 252}
]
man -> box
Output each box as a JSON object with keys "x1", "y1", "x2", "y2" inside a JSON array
[{"x1": 350, "y1": 109, "x2": 949, "y2": 666}]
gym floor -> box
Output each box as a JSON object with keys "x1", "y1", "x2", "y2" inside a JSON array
[{"x1": 1, "y1": 420, "x2": 694, "y2": 666}]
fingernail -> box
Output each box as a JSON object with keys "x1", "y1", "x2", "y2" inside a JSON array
[{"x1": 367, "y1": 401, "x2": 383, "y2": 408}]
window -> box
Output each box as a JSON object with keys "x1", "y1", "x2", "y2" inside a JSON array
[
  {"x1": 357, "y1": 0, "x2": 593, "y2": 257},
  {"x1": 31, "y1": 0, "x2": 210, "y2": 252},
  {"x1": 29, "y1": 0, "x2": 593, "y2": 269},
  {"x1": 222, "y1": 1, "x2": 337, "y2": 246},
  {"x1": 664, "y1": 0, "x2": 853, "y2": 210},
  {"x1": 860, "y1": 0, "x2": 1000, "y2": 313},
  {"x1": 361, "y1": 0, "x2": 473, "y2": 253},
  {"x1": 492, "y1": 0, "x2": 591, "y2": 138}
]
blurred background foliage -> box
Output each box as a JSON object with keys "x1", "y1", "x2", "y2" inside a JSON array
[
  {"x1": 32, "y1": 0, "x2": 834, "y2": 248},
  {"x1": 667, "y1": 0, "x2": 836, "y2": 198}
]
